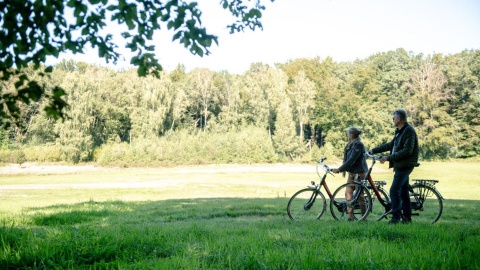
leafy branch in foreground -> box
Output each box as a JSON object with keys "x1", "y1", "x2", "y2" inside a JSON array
[{"x1": 0, "y1": 0, "x2": 274, "y2": 127}]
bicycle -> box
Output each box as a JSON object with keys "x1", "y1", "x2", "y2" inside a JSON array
[
  {"x1": 329, "y1": 154, "x2": 391, "y2": 221},
  {"x1": 360, "y1": 153, "x2": 444, "y2": 224},
  {"x1": 287, "y1": 158, "x2": 372, "y2": 222}
]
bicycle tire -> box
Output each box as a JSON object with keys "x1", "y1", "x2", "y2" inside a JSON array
[
  {"x1": 287, "y1": 188, "x2": 326, "y2": 221},
  {"x1": 410, "y1": 184, "x2": 443, "y2": 224},
  {"x1": 368, "y1": 185, "x2": 390, "y2": 218},
  {"x1": 330, "y1": 183, "x2": 372, "y2": 221}
]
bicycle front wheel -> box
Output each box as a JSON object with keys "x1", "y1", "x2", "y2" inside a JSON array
[
  {"x1": 287, "y1": 188, "x2": 326, "y2": 221},
  {"x1": 330, "y1": 183, "x2": 372, "y2": 221},
  {"x1": 410, "y1": 184, "x2": 443, "y2": 224}
]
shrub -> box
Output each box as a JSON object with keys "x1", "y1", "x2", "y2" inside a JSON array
[
  {"x1": 95, "y1": 126, "x2": 280, "y2": 166},
  {"x1": 0, "y1": 149, "x2": 21, "y2": 164},
  {"x1": 23, "y1": 145, "x2": 62, "y2": 162}
]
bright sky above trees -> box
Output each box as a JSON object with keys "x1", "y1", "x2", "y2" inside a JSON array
[{"x1": 48, "y1": 0, "x2": 480, "y2": 74}]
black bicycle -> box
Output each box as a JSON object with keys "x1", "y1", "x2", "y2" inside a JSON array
[{"x1": 362, "y1": 153, "x2": 444, "y2": 224}]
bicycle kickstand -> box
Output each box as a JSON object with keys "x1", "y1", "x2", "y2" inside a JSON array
[{"x1": 376, "y1": 210, "x2": 392, "y2": 221}]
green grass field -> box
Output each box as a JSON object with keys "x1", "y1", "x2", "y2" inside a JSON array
[{"x1": 0, "y1": 161, "x2": 479, "y2": 269}]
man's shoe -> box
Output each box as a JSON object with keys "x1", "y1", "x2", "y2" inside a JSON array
[{"x1": 402, "y1": 218, "x2": 412, "y2": 224}]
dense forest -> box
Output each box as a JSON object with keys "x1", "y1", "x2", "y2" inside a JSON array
[{"x1": 0, "y1": 48, "x2": 479, "y2": 165}]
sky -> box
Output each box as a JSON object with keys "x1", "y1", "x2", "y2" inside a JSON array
[{"x1": 48, "y1": 0, "x2": 480, "y2": 74}]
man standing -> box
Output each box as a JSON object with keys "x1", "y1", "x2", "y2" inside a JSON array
[{"x1": 369, "y1": 109, "x2": 419, "y2": 224}]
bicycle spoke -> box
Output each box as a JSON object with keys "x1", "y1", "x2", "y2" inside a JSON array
[
  {"x1": 410, "y1": 185, "x2": 443, "y2": 224},
  {"x1": 330, "y1": 183, "x2": 371, "y2": 221},
  {"x1": 368, "y1": 185, "x2": 390, "y2": 220}
]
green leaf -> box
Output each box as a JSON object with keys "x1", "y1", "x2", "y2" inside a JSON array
[
  {"x1": 67, "y1": 0, "x2": 77, "y2": 8},
  {"x1": 249, "y1": 9, "x2": 262, "y2": 18},
  {"x1": 172, "y1": 32, "x2": 181, "y2": 41},
  {"x1": 126, "y1": 19, "x2": 135, "y2": 30},
  {"x1": 81, "y1": 26, "x2": 90, "y2": 35},
  {"x1": 138, "y1": 65, "x2": 147, "y2": 76}
]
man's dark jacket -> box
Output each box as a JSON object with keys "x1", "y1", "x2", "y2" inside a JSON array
[{"x1": 372, "y1": 122, "x2": 419, "y2": 169}]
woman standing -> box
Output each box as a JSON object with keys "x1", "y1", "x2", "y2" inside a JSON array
[{"x1": 332, "y1": 127, "x2": 369, "y2": 221}]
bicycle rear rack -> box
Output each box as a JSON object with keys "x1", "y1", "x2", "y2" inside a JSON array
[
  {"x1": 412, "y1": 179, "x2": 439, "y2": 185},
  {"x1": 411, "y1": 179, "x2": 444, "y2": 200},
  {"x1": 365, "y1": 180, "x2": 387, "y2": 188},
  {"x1": 373, "y1": 180, "x2": 387, "y2": 186}
]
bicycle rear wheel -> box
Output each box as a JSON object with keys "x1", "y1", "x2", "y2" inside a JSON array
[
  {"x1": 410, "y1": 184, "x2": 443, "y2": 224},
  {"x1": 330, "y1": 183, "x2": 372, "y2": 221},
  {"x1": 287, "y1": 188, "x2": 326, "y2": 221}
]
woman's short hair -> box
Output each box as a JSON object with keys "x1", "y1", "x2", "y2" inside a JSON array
[{"x1": 348, "y1": 127, "x2": 363, "y2": 138}]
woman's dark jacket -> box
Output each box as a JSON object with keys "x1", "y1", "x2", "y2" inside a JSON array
[
  {"x1": 372, "y1": 122, "x2": 419, "y2": 169},
  {"x1": 338, "y1": 140, "x2": 368, "y2": 173}
]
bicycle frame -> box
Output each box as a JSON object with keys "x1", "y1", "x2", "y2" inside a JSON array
[
  {"x1": 313, "y1": 161, "x2": 349, "y2": 213},
  {"x1": 309, "y1": 157, "x2": 335, "y2": 199},
  {"x1": 361, "y1": 153, "x2": 391, "y2": 211}
]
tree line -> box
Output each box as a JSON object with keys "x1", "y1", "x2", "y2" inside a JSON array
[{"x1": 1, "y1": 48, "x2": 478, "y2": 165}]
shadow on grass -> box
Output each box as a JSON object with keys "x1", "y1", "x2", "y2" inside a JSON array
[
  {"x1": 1, "y1": 198, "x2": 290, "y2": 269},
  {"x1": 29, "y1": 197, "x2": 290, "y2": 226},
  {"x1": 23, "y1": 197, "x2": 480, "y2": 227},
  {"x1": 1, "y1": 198, "x2": 479, "y2": 269}
]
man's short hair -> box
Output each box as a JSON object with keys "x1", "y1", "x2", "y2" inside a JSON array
[{"x1": 393, "y1": 109, "x2": 407, "y2": 121}]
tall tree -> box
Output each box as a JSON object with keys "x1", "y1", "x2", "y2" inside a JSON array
[
  {"x1": 368, "y1": 48, "x2": 420, "y2": 112},
  {"x1": 288, "y1": 71, "x2": 315, "y2": 140},
  {"x1": 349, "y1": 60, "x2": 390, "y2": 148},
  {"x1": 129, "y1": 70, "x2": 171, "y2": 138},
  {"x1": 311, "y1": 57, "x2": 336, "y2": 147},
  {"x1": 243, "y1": 63, "x2": 275, "y2": 135},
  {"x1": 273, "y1": 98, "x2": 302, "y2": 159},
  {"x1": 188, "y1": 68, "x2": 216, "y2": 131},
  {"x1": 167, "y1": 65, "x2": 189, "y2": 131},
  {"x1": 53, "y1": 68, "x2": 96, "y2": 162},
  {"x1": 406, "y1": 59, "x2": 455, "y2": 158},
  {"x1": 215, "y1": 72, "x2": 243, "y2": 131},
  {"x1": 438, "y1": 50, "x2": 480, "y2": 158}
]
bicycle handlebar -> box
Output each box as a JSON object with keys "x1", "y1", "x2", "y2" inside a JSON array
[
  {"x1": 365, "y1": 152, "x2": 382, "y2": 160},
  {"x1": 316, "y1": 157, "x2": 334, "y2": 177}
]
